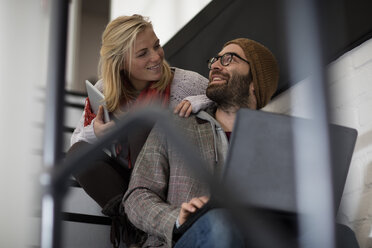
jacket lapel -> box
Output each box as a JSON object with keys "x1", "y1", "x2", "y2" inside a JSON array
[{"x1": 193, "y1": 118, "x2": 217, "y2": 172}]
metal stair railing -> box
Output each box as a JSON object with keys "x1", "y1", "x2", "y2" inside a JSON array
[
  {"x1": 41, "y1": 0, "x2": 68, "y2": 247},
  {"x1": 284, "y1": 1, "x2": 335, "y2": 247}
]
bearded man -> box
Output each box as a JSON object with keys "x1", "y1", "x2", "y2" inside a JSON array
[{"x1": 124, "y1": 38, "x2": 279, "y2": 248}]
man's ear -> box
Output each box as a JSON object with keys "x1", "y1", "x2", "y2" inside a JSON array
[{"x1": 248, "y1": 82, "x2": 257, "y2": 110}]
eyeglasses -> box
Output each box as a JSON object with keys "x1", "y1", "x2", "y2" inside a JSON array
[{"x1": 207, "y1": 52, "x2": 249, "y2": 69}]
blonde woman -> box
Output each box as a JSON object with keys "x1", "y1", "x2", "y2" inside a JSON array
[{"x1": 67, "y1": 14, "x2": 212, "y2": 247}]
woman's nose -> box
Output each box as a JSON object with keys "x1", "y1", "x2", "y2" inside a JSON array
[{"x1": 150, "y1": 49, "x2": 161, "y2": 62}]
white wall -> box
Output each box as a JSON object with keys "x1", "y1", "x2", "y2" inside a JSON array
[
  {"x1": 264, "y1": 38, "x2": 372, "y2": 248},
  {"x1": 110, "y1": 0, "x2": 212, "y2": 45},
  {"x1": 0, "y1": 1, "x2": 48, "y2": 247}
]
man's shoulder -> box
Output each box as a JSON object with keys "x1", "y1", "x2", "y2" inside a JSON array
[
  {"x1": 149, "y1": 113, "x2": 199, "y2": 139},
  {"x1": 171, "y1": 108, "x2": 216, "y2": 131},
  {"x1": 148, "y1": 109, "x2": 217, "y2": 144},
  {"x1": 171, "y1": 113, "x2": 200, "y2": 129}
]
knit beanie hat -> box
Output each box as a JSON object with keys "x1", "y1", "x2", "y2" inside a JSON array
[{"x1": 223, "y1": 38, "x2": 279, "y2": 109}]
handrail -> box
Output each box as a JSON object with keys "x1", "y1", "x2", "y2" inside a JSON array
[
  {"x1": 284, "y1": 0, "x2": 335, "y2": 247},
  {"x1": 41, "y1": 0, "x2": 69, "y2": 247}
]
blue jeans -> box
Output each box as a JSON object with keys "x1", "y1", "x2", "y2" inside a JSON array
[{"x1": 174, "y1": 209, "x2": 245, "y2": 248}]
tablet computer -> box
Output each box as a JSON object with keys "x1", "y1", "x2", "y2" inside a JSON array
[
  {"x1": 85, "y1": 80, "x2": 117, "y2": 157},
  {"x1": 85, "y1": 80, "x2": 110, "y2": 123}
]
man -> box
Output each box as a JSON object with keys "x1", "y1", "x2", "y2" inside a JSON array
[{"x1": 123, "y1": 38, "x2": 279, "y2": 247}]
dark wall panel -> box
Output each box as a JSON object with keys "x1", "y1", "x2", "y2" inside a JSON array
[{"x1": 164, "y1": 0, "x2": 372, "y2": 97}]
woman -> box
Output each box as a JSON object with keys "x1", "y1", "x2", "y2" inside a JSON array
[{"x1": 68, "y1": 14, "x2": 212, "y2": 247}]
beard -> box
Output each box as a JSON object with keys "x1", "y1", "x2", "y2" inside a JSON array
[{"x1": 206, "y1": 71, "x2": 251, "y2": 110}]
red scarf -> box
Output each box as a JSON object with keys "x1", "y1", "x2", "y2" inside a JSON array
[
  {"x1": 84, "y1": 97, "x2": 96, "y2": 126},
  {"x1": 133, "y1": 81, "x2": 171, "y2": 108}
]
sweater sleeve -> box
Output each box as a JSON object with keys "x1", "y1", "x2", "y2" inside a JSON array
[
  {"x1": 184, "y1": 94, "x2": 215, "y2": 113},
  {"x1": 124, "y1": 126, "x2": 179, "y2": 247},
  {"x1": 169, "y1": 68, "x2": 214, "y2": 112},
  {"x1": 70, "y1": 113, "x2": 98, "y2": 145}
]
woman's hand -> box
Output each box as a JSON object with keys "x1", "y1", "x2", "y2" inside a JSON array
[
  {"x1": 178, "y1": 196, "x2": 209, "y2": 225},
  {"x1": 93, "y1": 105, "x2": 115, "y2": 138},
  {"x1": 174, "y1": 100, "x2": 192, "y2": 117}
]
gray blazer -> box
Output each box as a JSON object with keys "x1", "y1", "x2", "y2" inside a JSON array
[{"x1": 124, "y1": 109, "x2": 228, "y2": 247}]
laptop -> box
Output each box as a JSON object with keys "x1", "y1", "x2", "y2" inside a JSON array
[
  {"x1": 223, "y1": 108, "x2": 357, "y2": 214},
  {"x1": 175, "y1": 108, "x2": 357, "y2": 234}
]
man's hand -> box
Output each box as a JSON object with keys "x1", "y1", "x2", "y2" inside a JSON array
[
  {"x1": 93, "y1": 105, "x2": 115, "y2": 138},
  {"x1": 174, "y1": 100, "x2": 192, "y2": 117},
  {"x1": 178, "y1": 196, "x2": 209, "y2": 226}
]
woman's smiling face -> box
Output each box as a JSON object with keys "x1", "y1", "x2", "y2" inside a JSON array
[{"x1": 125, "y1": 27, "x2": 164, "y2": 91}]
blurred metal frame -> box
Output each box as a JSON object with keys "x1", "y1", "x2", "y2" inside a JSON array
[
  {"x1": 41, "y1": 0, "x2": 69, "y2": 247},
  {"x1": 284, "y1": 0, "x2": 335, "y2": 247}
]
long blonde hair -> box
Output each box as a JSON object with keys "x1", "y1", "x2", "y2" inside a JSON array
[{"x1": 99, "y1": 14, "x2": 172, "y2": 112}]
